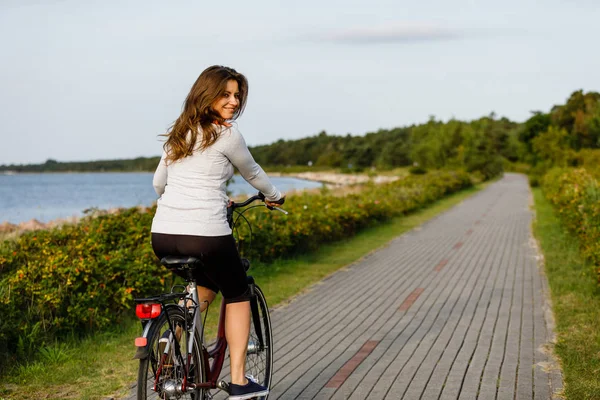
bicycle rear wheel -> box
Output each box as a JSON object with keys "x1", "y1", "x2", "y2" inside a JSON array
[
  {"x1": 246, "y1": 285, "x2": 273, "y2": 399},
  {"x1": 137, "y1": 306, "x2": 206, "y2": 400}
]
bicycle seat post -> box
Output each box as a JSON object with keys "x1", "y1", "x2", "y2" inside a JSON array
[{"x1": 186, "y1": 279, "x2": 203, "y2": 342}]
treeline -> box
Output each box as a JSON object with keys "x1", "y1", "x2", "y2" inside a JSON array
[
  {"x1": 518, "y1": 90, "x2": 600, "y2": 177},
  {"x1": 3, "y1": 90, "x2": 599, "y2": 179},
  {"x1": 2, "y1": 120, "x2": 516, "y2": 179},
  {"x1": 252, "y1": 89, "x2": 600, "y2": 179},
  {"x1": 0, "y1": 157, "x2": 160, "y2": 173},
  {"x1": 250, "y1": 128, "x2": 412, "y2": 170},
  {"x1": 251, "y1": 116, "x2": 520, "y2": 179}
]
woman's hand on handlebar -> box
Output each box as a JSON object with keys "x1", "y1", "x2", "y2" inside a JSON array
[
  {"x1": 265, "y1": 195, "x2": 285, "y2": 208},
  {"x1": 229, "y1": 193, "x2": 288, "y2": 215},
  {"x1": 257, "y1": 192, "x2": 285, "y2": 208}
]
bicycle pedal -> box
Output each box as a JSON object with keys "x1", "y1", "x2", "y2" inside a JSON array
[{"x1": 217, "y1": 380, "x2": 230, "y2": 393}]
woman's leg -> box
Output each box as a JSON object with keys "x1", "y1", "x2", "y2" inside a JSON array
[
  {"x1": 196, "y1": 285, "x2": 217, "y2": 312},
  {"x1": 225, "y1": 300, "x2": 251, "y2": 385},
  {"x1": 176, "y1": 285, "x2": 216, "y2": 342},
  {"x1": 169, "y1": 234, "x2": 253, "y2": 386}
]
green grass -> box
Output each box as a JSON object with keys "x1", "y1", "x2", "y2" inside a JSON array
[
  {"x1": 531, "y1": 188, "x2": 600, "y2": 399},
  {"x1": 0, "y1": 183, "x2": 484, "y2": 400},
  {"x1": 0, "y1": 323, "x2": 142, "y2": 400}
]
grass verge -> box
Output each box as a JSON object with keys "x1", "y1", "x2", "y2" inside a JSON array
[
  {"x1": 531, "y1": 187, "x2": 600, "y2": 399},
  {"x1": 1, "y1": 183, "x2": 484, "y2": 400}
]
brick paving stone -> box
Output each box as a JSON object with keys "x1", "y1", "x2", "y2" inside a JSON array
[
  {"x1": 400, "y1": 221, "x2": 502, "y2": 400},
  {"x1": 126, "y1": 174, "x2": 563, "y2": 400}
]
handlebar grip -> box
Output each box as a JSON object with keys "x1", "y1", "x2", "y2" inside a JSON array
[
  {"x1": 271, "y1": 197, "x2": 285, "y2": 205},
  {"x1": 257, "y1": 192, "x2": 285, "y2": 205}
]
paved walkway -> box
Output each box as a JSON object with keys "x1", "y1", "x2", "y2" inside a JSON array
[{"x1": 132, "y1": 173, "x2": 564, "y2": 399}]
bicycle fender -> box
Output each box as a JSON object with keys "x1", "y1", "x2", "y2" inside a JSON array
[
  {"x1": 132, "y1": 304, "x2": 180, "y2": 360},
  {"x1": 132, "y1": 318, "x2": 155, "y2": 360}
]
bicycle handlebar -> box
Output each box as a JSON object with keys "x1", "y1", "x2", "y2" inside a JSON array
[
  {"x1": 230, "y1": 192, "x2": 287, "y2": 213},
  {"x1": 230, "y1": 194, "x2": 263, "y2": 209}
]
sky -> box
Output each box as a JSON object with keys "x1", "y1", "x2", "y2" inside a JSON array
[{"x1": 0, "y1": 0, "x2": 598, "y2": 165}]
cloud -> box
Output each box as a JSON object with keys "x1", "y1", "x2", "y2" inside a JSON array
[{"x1": 319, "y1": 23, "x2": 462, "y2": 44}]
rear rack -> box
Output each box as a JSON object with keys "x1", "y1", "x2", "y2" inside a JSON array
[{"x1": 134, "y1": 291, "x2": 187, "y2": 303}]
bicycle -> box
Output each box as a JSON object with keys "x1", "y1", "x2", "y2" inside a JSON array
[{"x1": 132, "y1": 193, "x2": 287, "y2": 399}]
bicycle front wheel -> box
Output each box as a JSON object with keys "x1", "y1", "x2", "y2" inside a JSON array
[
  {"x1": 246, "y1": 285, "x2": 273, "y2": 399},
  {"x1": 137, "y1": 305, "x2": 206, "y2": 400}
]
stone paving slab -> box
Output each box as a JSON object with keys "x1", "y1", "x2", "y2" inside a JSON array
[{"x1": 129, "y1": 173, "x2": 563, "y2": 399}]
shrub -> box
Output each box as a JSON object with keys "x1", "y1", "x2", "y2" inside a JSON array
[
  {"x1": 408, "y1": 166, "x2": 427, "y2": 175},
  {"x1": 542, "y1": 168, "x2": 600, "y2": 284},
  {"x1": 503, "y1": 161, "x2": 531, "y2": 174},
  {"x1": 528, "y1": 175, "x2": 540, "y2": 187},
  {"x1": 0, "y1": 207, "x2": 167, "y2": 370},
  {"x1": 575, "y1": 149, "x2": 600, "y2": 176}
]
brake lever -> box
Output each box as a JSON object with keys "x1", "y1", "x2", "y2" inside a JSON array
[{"x1": 271, "y1": 206, "x2": 289, "y2": 215}]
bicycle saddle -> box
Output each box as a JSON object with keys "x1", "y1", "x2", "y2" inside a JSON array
[{"x1": 160, "y1": 256, "x2": 204, "y2": 268}]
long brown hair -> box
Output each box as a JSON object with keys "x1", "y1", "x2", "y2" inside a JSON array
[{"x1": 162, "y1": 65, "x2": 248, "y2": 163}]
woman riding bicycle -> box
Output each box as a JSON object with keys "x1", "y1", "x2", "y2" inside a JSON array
[{"x1": 150, "y1": 65, "x2": 284, "y2": 400}]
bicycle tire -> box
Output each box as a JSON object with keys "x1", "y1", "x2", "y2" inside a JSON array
[
  {"x1": 137, "y1": 305, "x2": 207, "y2": 400},
  {"x1": 246, "y1": 285, "x2": 273, "y2": 399}
]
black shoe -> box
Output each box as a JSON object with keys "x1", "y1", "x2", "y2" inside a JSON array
[{"x1": 228, "y1": 375, "x2": 269, "y2": 400}]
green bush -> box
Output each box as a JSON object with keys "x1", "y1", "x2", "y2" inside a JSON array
[
  {"x1": 408, "y1": 166, "x2": 427, "y2": 175},
  {"x1": 0, "y1": 208, "x2": 167, "y2": 370},
  {"x1": 542, "y1": 168, "x2": 600, "y2": 284},
  {"x1": 503, "y1": 161, "x2": 531, "y2": 174},
  {"x1": 574, "y1": 149, "x2": 600, "y2": 176},
  {"x1": 528, "y1": 175, "x2": 540, "y2": 187},
  {"x1": 0, "y1": 170, "x2": 472, "y2": 372}
]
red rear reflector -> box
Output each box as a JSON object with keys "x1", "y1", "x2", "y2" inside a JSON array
[
  {"x1": 136, "y1": 303, "x2": 162, "y2": 319},
  {"x1": 135, "y1": 337, "x2": 148, "y2": 347}
]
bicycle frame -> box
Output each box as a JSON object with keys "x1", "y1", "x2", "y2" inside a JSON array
[{"x1": 200, "y1": 297, "x2": 228, "y2": 389}]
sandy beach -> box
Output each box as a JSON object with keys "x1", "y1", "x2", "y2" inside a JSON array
[{"x1": 270, "y1": 171, "x2": 399, "y2": 186}]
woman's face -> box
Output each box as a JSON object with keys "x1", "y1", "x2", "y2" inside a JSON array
[{"x1": 212, "y1": 79, "x2": 240, "y2": 120}]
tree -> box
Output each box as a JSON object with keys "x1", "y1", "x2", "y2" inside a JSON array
[
  {"x1": 517, "y1": 112, "x2": 551, "y2": 161},
  {"x1": 551, "y1": 90, "x2": 600, "y2": 150},
  {"x1": 531, "y1": 126, "x2": 574, "y2": 168}
]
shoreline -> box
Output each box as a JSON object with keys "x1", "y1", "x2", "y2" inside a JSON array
[
  {"x1": 0, "y1": 171, "x2": 400, "y2": 235},
  {"x1": 274, "y1": 171, "x2": 399, "y2": 186}
]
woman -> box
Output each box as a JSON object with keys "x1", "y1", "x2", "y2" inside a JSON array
[{"x1": 151, "y1": 65, "x2": 283, "y2": 400}]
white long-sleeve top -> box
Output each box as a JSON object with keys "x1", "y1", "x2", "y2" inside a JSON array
[{"x1": 150, "y1": 124, "x2": 282, "y2": 236}]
